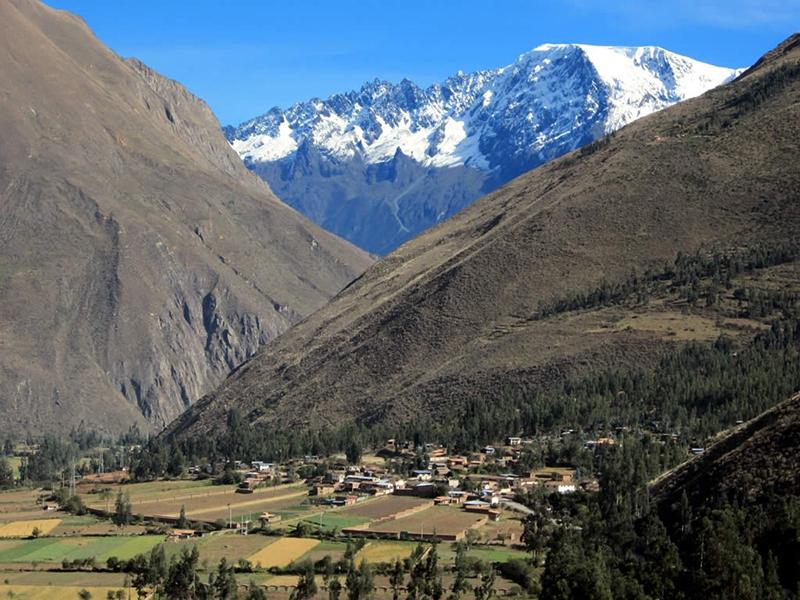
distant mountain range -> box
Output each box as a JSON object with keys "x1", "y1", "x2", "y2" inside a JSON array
[{"x1": 226, "y1": 44, "x2": 742, "y2": 253}]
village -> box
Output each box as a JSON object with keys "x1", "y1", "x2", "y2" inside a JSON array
[{"x1": 0, "y1": 421, "x2": 704, "y2": 598}]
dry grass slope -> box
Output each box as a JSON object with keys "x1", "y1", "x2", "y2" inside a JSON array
[
  {"x1": 167, "y1": 34, "x2": 800, "y2": 440},
  {"x1": 0, "y1": 0, "x2": 372, "y2": 435}
]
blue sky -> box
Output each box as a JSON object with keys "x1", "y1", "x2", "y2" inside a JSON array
[{"x1": 46, "y1": 0, "x2": 799, "y2": 126}]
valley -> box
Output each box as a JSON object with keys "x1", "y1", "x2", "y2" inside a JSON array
[{"x1": 0, "y1": 0, "x2": 798, "y2": 597}]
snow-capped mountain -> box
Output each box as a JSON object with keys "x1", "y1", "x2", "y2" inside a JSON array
[{"x1": 227, "y1": 44, "x2": 742, "y2": 254}]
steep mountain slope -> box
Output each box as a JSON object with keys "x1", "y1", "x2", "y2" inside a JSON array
[
  {"x1": 228, "y1": 45, "x2": 741, "y2": 253},
  {"x1": 653, "y1": 392, "x2": 800, "y2": 517},
  {"x1": 166, "y1": 34, "x2": 800, "y2": 442},
  {"x1": 0, "y1": 0, "x2": 372, "y2": 435}
]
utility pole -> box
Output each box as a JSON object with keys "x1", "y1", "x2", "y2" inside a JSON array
[{"x1": 228, "y1": 503, "x2": 232, "y2": 529}]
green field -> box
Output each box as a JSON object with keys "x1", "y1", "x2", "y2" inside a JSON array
[
  {"x1": 0, "y1": 535, "x2": 164, "y2": 563},
  {"x1": 468, "y1": 546, "x2": 530, "y2": 563},
  {"x1": 298, "y1": 511, "x2": 370, "y2": 532}
]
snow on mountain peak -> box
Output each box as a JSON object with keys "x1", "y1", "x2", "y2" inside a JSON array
[{"x1": 229, "y1": 44, "x2": 741, "y2": 171}]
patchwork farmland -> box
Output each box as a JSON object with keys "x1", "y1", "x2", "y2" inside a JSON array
[{"x1": 82, "y1": 482, "x2": 309, "y2": 523}]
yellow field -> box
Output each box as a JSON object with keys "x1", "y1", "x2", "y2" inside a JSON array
[
  {"x1": 0, "y1": 585, "x2": 125, "y2": 599},
  {"x1": 265, "y1": 575, "x2": 301, "y2": 585},
  {"x1": 357, "y1": 541, "x2": 416, "y2": 563},
  {"x1": 248, "y1": 537, "x2": 319, "y2": 568},
  {"x1": 0, "y1": 519, "x2": 61, "y2": 537}
]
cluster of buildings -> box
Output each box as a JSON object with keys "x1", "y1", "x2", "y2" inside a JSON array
[{"x1": 299, "y1": 439, "x2": 586, "y2": 511}]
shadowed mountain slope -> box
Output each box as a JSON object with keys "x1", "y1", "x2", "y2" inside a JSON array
[
  {"x1": 653, "y1": 392, "x2": 800, "y2": 518},
  {"x1": 0, "y1": 0, "x2": 372, "y2": 434},
  {"x1": 166, "y1": 35, "x2": 800, "y2": 441}
]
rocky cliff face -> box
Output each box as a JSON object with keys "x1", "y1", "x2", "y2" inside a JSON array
[
  {"x1": 228, "y1": 44, "x2": 741, "y2": 253},
  {"x1": 0, "y1": 0, "x2": 372, "y2": 435}
]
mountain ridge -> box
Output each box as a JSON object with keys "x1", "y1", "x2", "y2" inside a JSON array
[
  {"x1": 227, "y1": 43, "x2": 742, "y2": 253},
  {"x1": 0, "y1": 0, "x2": 372, "y2": 435},
  {"x1": 166, "y1": 34, "x2": 800, "y2": 443}
]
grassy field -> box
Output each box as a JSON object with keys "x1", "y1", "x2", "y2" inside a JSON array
[
  {"x1": 165, "y1": 533, "x2": 270, "y2": 565},
  {"x1": 297, "y1": 511, "x2": 370, "y2": 532},
  {"x1": 0, "y1": 519, "x2": 61, "y2": 537},
  {"x1": 87, "y1": 481, "x2": 309, "y2": 522},
  {"x1": 301, "y1": 539, "x2": 348, "y2": 563},
  {"x1": 0, "y1": 584, "x2": 126, "y2": 599},
  {"x1": 50, "y1": 514, "x2": 148, "y2": 537},
  {"x1": 0, "y1": 535, "x2": 163, "y2": 563},
  {"x1": 0, "y1": 489, "x2": 45, "y2": 522},
  {"x1": 468, "y1": 546, "x2": 531, "y2": 563},
  {"x1": 357, "y1": 540, "x2": 417, "y2": 563},
  {"x1": 80, "y1": 478, "x2": 213, "y2": 506},
  {"x1": 248, "y1": 537, "x2": 319, "y2": 568},
  {"x1": 366, "y1": 507, "x2": 486, "y2": 537}
]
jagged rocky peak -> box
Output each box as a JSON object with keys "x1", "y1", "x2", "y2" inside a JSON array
[
  {"x1": 226, "y1": 43, "x2": 742, "y2": 255},
  {"x1": 229, "y1": 43, "x2": 740, "y2": 170}
]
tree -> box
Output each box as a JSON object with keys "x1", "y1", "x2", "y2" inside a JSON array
[
  {"x1": 112, "y1": 491, "x2": 132, "y2": 528},
  {"x1": 2, "y1": 439, "x2": 13, "y2": 456},
  {"x1": 472, "y1": 564, "x2": 495, "y2": 600},
  {"x1": 244, "y1": 582, "x2": 268, "y2": 600},
  {"x1": 177, "y1": 505, "x2": 189, "y2": 529},
  {"x1": 424, "y1": 544, "x2": 443, "y2": 600},
  {"x1": 389, "y1": 559, "x2": 405, "y2": 600},
  {"x1": 291, "y1": 560, "x2": 318, "y2": 600},
  {"x1": 148, "y1": 544, "x2": 168, "y2": 594},
  {"x1": 78, "y1": 590, "x2": 92, "y2": 600},
  {"x1": 324, "y1": 555, "x2": 342, "y2": 600},
  {"x1": 0, "y1": 457, "x2": 13, "y2": 487},
  {"x1": 164, "y1": 546, "x2": 202, "y2": 600},
  {"x1": 450, "y1": 541, "x2": 470, "y2": 599},
  {"x1": 345, "y1": 441, "x2": 362, "y2": 466},
  {"x1": 346, "y1": 559, "x2": 374, "y2": 600},
  {"x1": 167, "y1": 444, "x2": 185, "y2": 478},
  {"x1": 521, "y1": 512, "x2": 550, "y2": 566},
  {"x1": 211, "y1": 557, "x2": 238, "y2": 600}
]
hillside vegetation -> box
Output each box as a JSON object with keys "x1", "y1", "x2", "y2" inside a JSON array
[{"x1": 166, "y1": 34, "x2": 800, "y2": 450}]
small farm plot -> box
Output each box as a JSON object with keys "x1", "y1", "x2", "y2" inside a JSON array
[
  {"x1": 294, "y1": 510, "x2": 370, "y2": 533},
  {"x1": 366, "y1": 507, "x2": 486, "y2": 538},
  {"x1": 0, "y1": 585, "x2": 126, "y2": 599},
  {"x1": 0, "y1": 489, "x2": 45, "y2": 522},
  {"x1": 126, "y1": 483, "x2": 307, "y2": 521},
  {"x1": 81, "y1": 478, "x2": 213, "y2": 508},
  {"x1": 339, "y1": 495, "x2": 432, "y2": 521},
  {"x1": 0, "y1": 535, "x2": 164, "y2": 563},
  {"x1": 248, "y1": 537, "x2": 320, "y2": 568},
  {"x1": 0, "y1": 519, "x2": 61, "y2": 538},
  {"x1": 357, "y1": 541, "x2": 417, "y2": 564},
  {"x1": 165, "y1": 533, "x2": 269, "y2": 565}
]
